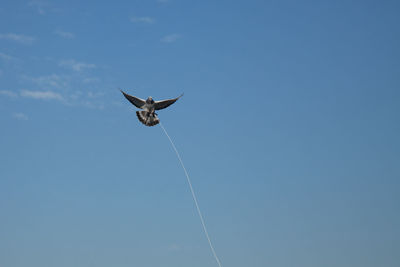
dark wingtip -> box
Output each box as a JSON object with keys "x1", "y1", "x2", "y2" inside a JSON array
[{"x1": 120, "y1": 89, "x2": 129, "y2": 97}]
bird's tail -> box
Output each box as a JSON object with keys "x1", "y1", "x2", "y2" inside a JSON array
[{"x1": 136, "y1": 111, "x2": 160, "y2": 126}]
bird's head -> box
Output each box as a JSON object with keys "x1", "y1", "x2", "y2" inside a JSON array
[{"x1": 146, "y1": 96, "x2": 154, "y2": 104}]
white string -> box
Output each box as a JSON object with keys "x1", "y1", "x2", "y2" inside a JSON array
[{"x1": 159, "y1": 122, "x2": 223, "y2": 267}]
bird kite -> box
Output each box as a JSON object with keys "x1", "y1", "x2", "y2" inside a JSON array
[
  {"x1": 120, "y1": 89, "x2": 223, "y2": 267},
  {"x1": 121, "y1": 90, "x2": 183, "y2": 126}
]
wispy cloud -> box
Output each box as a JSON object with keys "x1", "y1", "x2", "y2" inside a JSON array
[
  {"x1": 20, "y1": 90, "x2": 63, "y2": 101},
  {"x1": 19, "y1": 56, "x2": 105, "y2": 109},
  {"x1": 130, "y1": 16, "x2": 155, "y2": 24},
  {"x1": 0, "y1": 52, "x2": 15, "y2": 61},
  {"x1": 87, "y1": 91, "x2": 105, "y2": 98},
  {"x1": 83, "y1": 77, "x2": 100, "y2": 83},
  {"x1": 54, "y1": 30, "x2": 75, "y2": 39},
  {"x1": 12, "y1": 112, "x2": 28, "y2": 120},
  {"x1": 0, "y1": 33, "x2": 35, "y2": 45},
  {"x1": 0, "y1": 90, "x2": 17, "y2": 97},
  {"x1": 28, "y1": 1, "x2": 47, "y2": 15},
  {"x1": 59, "y1": 59, "x2": 96, "y2": 72},
  {"x1": 24, "y1": 74, "x2": 69, "y2": 89},
  {"x1": 161, "y1": 33, "x2": 181, "y2": 43},
  {"x1": 28, "y1": 1, "x2": 61, "y2": 15},
  {"x1": 21, "y1": 73, "x2": 105, "y2": 109},
  {"x1": 81, "y1": 100, "x2": 105, "y2": 110},
  {"x1": 0, "y1": 52, "x2": 20, "y2": 69},
  {"x1": 168, "y1": 244, "x2": 181, "y2": 252}
]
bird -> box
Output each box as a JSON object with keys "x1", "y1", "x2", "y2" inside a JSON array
[{"x1": 120, "y1": 90, "x2": 183, "y2": 126}]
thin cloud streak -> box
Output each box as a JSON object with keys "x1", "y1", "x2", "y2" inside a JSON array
[
  {"x1": 0, "y1": 90, "x2": 17, "y2": 97},
  {"x1": 12, "y1": 112, "x2": 28, "y2": 120},
  {"x1": 161, "y1": 33, "x2": 181, "y2": 43},
  {"x1": 130, "y1": 16, "x2": 155, "y2": 24},
  {"x1": 54, "y1": 30, "x2": 75, "y2": 39},
  {"x1": 59, "y1": 59, "x2": 96, "y2": 72},
  {"x1": 168, "y1": 244, "x2": 182, "y2": 252},
  {"x1": 24, "y1": 74, "x2": 69, "y2": 89},
  {"x1": 28, "y1": 1, "x2": 47, "y2": 15},
  {"x1": 82, "y1": 77, "x2": 100, "y2": 83},
  {"x1": 22, "y1": 73, "x2": 105, "y2": 109},
  {"x1": 20, "y1": 90, "x2": 63, "y2": 101},
  {"x1": 0, "y1": 52, "x2": 15, "y2": 61},
  {"x1": 0, "y1": 33, "x2": 35, "y2": 44}
]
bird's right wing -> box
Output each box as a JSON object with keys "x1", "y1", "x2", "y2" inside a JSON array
[
  {"x1": 154, "y1": 93, "x2": 183, "y2": 110},
  {"x1": 120, "y1": 90, "x2": 146, "y2": 109}
]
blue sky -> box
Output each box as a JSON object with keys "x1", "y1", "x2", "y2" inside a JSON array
[{"x1": 1, "y1": 1, "x2": 399, "y2": 266}]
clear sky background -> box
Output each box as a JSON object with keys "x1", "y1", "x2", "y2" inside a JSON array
[{"x1": 0, "y1": 1, "x2": 399, "y2": 267}]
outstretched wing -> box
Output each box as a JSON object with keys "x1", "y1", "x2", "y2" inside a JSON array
[
  {"x1": 120, "y1": 90, "x2": 146, "y2": 109},
  {"x1": 154, "y1": 94, "x2": 183, "y2": 110}
]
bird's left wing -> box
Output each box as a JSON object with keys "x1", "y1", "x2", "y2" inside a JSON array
[
  {"x1": 154, "y1": 93, "x2": 183, "y2": 110},
  {"x1": 120, "y1": 90, "x2": 146, "y2": 109}
]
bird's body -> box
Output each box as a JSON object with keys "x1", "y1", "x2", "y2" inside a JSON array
[{"x1": 121, "y1": 90, "x2": 183, "y2": 126}]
